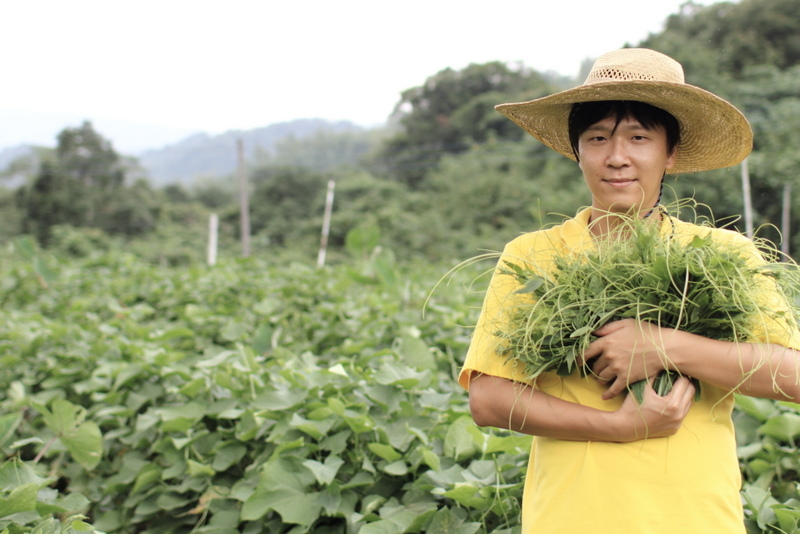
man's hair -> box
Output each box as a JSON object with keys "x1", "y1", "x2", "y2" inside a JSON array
[{"x1": 567, "y1": 100, "x2": 681, "y2": 160}]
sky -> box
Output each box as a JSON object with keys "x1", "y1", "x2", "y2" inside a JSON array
[{"x1": 1, "y1": 0, "x2": 719, "y2": 154}]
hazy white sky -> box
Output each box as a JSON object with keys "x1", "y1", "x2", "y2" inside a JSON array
[{"x1": 2, "y1": 0, "x2": 717, "y2": 152}]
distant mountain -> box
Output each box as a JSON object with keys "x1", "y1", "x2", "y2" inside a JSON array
[
  {"x1": 0, "y1": 144, "x2": 32, "y2": 170},
  {"x1": 0, "y1": 109, "x2": 200, "y2": 154},
  {"x1": 0, "y1": 145, "x2": 36, "y2": 188},
  {"x1": 138, "y1": 119, "x2": 366, "y2": 185}
]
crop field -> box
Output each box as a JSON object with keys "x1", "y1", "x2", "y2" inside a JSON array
[{"x1": 1, "y1": 238, "x2": 800, "y2": 533}]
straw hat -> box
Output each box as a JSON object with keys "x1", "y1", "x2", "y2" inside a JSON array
[{"x1": 495, "y1": 48, "x2": 752, "y2": 174}]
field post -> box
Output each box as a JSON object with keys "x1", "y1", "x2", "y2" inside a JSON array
[
  {"x1": 782, "y1": 183, "x2": 792, "y2": 259},
  {"x1": 237, "y1": 138, "x2": 251, "y2": 257},
  {"x1": 208, "y1": 213, "x2": 219, "y2": 266},
  {"x1": 317, "y1": 179, "x2": 336, "y2": 268},
  {"x1": 741, "y1": 157, "x2": 754, "y2": 239}
]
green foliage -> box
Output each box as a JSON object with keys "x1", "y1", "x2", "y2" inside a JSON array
[
  {"x1": 496, "y1": 215, "x2": 797, "y2": 403},
  {"x1": 643, "y1": 0, "x2": 800, "y2": 85},
  {"x1": 0, "y1": 243, "x2": 530, "y2": 533},
  {"x1": 2, "y1": 227, "x2": 800, "y2": 532},
  {"x1": 422, "y1": 140, "x2": 585, "y2": 256},
  {"x1": 0, "y1": 186, "x2": 23, "y2": 242},
  {"x1": 376, "y1": 62, "x2": 564, "y2": 188},
  {"x1": 15, "y1": 122, "x2": 158, "y2": 245},
  {"x1": 254, "y1": 128, "x2": 383, "y2": 173}
]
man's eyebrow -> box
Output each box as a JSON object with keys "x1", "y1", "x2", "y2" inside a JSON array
[
  {"x1": 584, "y1": 124, "x2": 612, "y2": 133},
  {"x1": 585, "y1": 120, "x2": 650, "y2": 134}
]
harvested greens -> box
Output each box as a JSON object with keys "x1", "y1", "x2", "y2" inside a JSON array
[{"x1": 496, "y1": 215, "x2": 797, "y2": 401}]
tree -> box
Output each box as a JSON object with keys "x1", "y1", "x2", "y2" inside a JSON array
[
  {"x1": 375, "y1": 62, "x2": 565, "y2": 188},
  {"x1": 18, "y1": 122, "x2": 157, "y2": 244}
]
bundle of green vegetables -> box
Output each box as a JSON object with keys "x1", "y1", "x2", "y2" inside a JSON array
[{"x1": 495, "y1": 215, "x2": 798, "y2": 401}]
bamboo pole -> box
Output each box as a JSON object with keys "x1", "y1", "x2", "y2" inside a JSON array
[
  {"x1": 237, "y1": 138, "x2": 251, "y2": 258},
  {"x1": 317, "y1": 179, "x2": 336, "y2": 268}
]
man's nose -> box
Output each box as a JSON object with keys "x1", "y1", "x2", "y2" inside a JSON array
[{"x1": 606, "y1": 139, "x2": 630, "y2": 167}]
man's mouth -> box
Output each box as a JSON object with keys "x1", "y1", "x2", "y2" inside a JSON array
[{"x1": 604, "y1": 178, "x2": 637, "y2": 187}]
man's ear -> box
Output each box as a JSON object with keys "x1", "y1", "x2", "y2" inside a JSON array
[{"x1": 665, "y1": 147, "x2": 678, "y2": 170}]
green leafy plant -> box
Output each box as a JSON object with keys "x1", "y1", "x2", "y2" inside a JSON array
[
  {"x1": 496, "y1": 214, "x2": 798, "y2": 401},
  {"x1": 2, "y1": 232, "x2": 800, "y2": 532}
]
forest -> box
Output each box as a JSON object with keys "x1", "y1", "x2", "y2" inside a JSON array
[{"x1": 3, "y1": 0, "x2": 800, "y2": 532}]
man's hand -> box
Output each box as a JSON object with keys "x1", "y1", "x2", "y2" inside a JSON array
[
  {"x1": 611, "y1": 375, "x2": 695, "y2": 441},
  {"x1": 582, "y1": 319, "x2": 680, "y2": 400}
]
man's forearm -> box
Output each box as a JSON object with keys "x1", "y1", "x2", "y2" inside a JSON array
[
  {"x1": 669, "y1": 333, "x2": 800, "y2": 402},
  {"x1": 468, "y1": 373, "x2": 619, "y2": 441},
  {"x1": 467, "y1": 373, "x2": 693, "y2": 442}
]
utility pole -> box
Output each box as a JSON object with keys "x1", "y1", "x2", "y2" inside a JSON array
[{"x1": 237, "y1": 138, "x2": 251, "y2": 257}]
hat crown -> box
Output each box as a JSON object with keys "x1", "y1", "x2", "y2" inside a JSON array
[{"x1": 584, "y1": 48, "x2": 685, "y2": 85}]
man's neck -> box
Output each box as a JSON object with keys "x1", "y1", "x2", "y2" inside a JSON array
[{"x1": 588, "y1": 207, "x2": 662, "y2": 238}]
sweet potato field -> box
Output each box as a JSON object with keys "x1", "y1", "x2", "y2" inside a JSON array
[{"x1": 2, "y1": 238, "x2": 800, "y2": 533}]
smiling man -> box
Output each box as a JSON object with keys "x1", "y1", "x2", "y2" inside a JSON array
[{"x1": 459, "y1": 48, "x2": 800, "y2": 533}]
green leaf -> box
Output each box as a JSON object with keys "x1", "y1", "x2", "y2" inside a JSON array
[
  {"x1": 34, "y1": 399, "x2": 102, "y2": 469},
  {"x1": 514, "y1": 276, "x2": 544, "y2": 294},
  {"x1": 242, "y1": 488, "x2": 322, "y2": 524},
  {"x1": 289, "y1": 413, "x2": 335, "y2": 440},
  {"x1": 774, "y1": 506, "x2": 800, "y2": 533},
  {"x1": 187, "y1": 459, "x2": 216, "y2": 477},
  {"x1": 302, "y1": 456, "x2": 344, "y2": 485},
  {"x1": 382, "y1": 460, "x2": 408, "y2": 476},
  {"x1": 444, "y1": 416, "x2": 481, "y2": 461},
  {"x1": 35, "y1": 398, "x2": 80, "y2": 435},
  {"x1": 400, "y1": 334, "x2": 437, "y2": 372},
  {"x1": 367, "y1": 443, "x2": 402, "y2": 462},
  {"x1": 131, "y1": 464, "x2": 162, "y2": 494},
  {"x1": 360, "y1": 509, "x2": 419, "y2": 534},
  {"x1": 345, "y1": 224, "x2": 380, "y2": 257},
  {"x1": 373, "y1": 362, "x2": 428, "y2": 387},
  {"x1": 221, "y1": 320, "x2": 248, "y2": 342},
  {"x1": 735, "y1": 395, "x2": 777, "y2": 422},
  {"x1": 61, "y1": 421, "x2": 103, "y2": 470},
  {"x1": 211, "y1": 443, "x2": 247, "y2": 471},
  {"x1": 0, "y1": 482, "x2": 38, "y2": 518},
  {"x1": 426, "y1": 506, "x2": 482, "y2": 534},
  {"x1": 0, "y1": 413, "x2": 21, "y2": 449},
  {"x1": 420, "y1": 447, "x2": 441, "y2": 471},
  {"x1": 759, "y1": 412, "x2": 800, "y2": 441}
]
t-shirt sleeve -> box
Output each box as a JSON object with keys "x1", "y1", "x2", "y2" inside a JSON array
[
  {"x1": 715, "y1": 228, "x2": 800, "y2": 350},
  {"x1": 458, "y1": 238, "x2": 538, "y2": 390}
]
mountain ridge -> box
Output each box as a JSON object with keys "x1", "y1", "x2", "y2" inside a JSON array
[{"x1": 0, "y1": 118, "x2": 369, "y2": 187}]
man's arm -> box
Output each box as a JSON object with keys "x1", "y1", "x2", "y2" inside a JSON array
[
  {"x1": 468, "y1": 372, "x2": 695, "y2": 442},
  {"x1": 583, "y1": 319, "x2": 800, "y2": 401}
]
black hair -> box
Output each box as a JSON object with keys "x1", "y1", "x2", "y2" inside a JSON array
[{"x1": 567, "y1": 101, "x2": 681, "y2": 161}]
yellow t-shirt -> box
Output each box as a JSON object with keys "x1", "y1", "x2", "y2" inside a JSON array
[{"x1": 459, "y1": 208, "x2": 800, "y2": 534}]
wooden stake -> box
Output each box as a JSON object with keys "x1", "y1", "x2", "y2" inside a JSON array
[
  {"x1": 782, "y1": 183, "x2": 792, "y2": 259},
  {"x1": 741, "y1": 157, "x2": 754, "y2": 239},
  {"x1": 237, "y1": 138, "x2": 251, "y2": 257},
  {"x1": 208, "y1": 213, "x2": 218, "y2": 266},
  {"x1": 317, "y1": 179, "x2": 336, "y2": 268}
]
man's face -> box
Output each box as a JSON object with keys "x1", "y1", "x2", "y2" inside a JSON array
[{"x1": 577, "y1": 114, "x2": 676, "y2": 216}]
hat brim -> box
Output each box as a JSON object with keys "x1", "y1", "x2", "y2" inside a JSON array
[{"x1": 495, "y1": 80, "x2": 753, "y2": 174}]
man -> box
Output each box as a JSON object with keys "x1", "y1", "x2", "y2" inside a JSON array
[{"x1": 460, "y1": 48, "x2": 800, "y2": 533}]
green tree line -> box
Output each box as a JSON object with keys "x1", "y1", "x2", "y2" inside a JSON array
[{"x1": 3, "y1": 0, "x2": 800, "y2": 265}]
